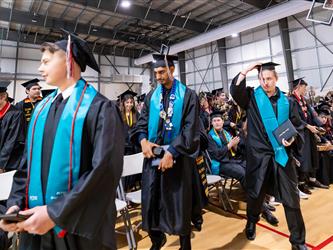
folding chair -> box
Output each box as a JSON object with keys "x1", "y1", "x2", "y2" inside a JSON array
[
  {"x1": 203, "y1": 151, "x2": 233, "y2": 211},
  {"x1": 119, "y1": 153, "x2": 144, "y2": 206},
  {"x1": 115, "y1": 195, "x2": 137, "y2": 249},
  {"x1": 0, "y1": 170, "x2": 18, "y2": 250}
]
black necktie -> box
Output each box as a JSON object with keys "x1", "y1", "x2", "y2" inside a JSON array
[{"x1": 53, "y1": 94, "x2": 63, "y2": 115}]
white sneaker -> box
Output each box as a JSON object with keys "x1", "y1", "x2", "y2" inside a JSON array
[{"x1": 298, "y1": 188, "x2": 309, "y2": 199}]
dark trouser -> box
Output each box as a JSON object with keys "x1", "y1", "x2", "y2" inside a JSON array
[
  {"x1": 220, "y1": 160, "x2": 246, "y2": 188},
  {"x1": 19, "y1": 231, "x2": 113, "y2": 250},
  {"x1": 149, "y1": 230, "x2": 191, "y2": 250},
  {"x1": 247, "y1": 164, "x2": 306, "y2": 245}
]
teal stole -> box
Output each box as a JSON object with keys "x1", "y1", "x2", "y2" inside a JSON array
[
  {"x1": 148, "y1": 79, "x2": 186, "y2": 144},
  {"x1": 254, "y1": 86, "x2": 289, "y2": 167},
  {"x1": 208, "y1": 128, "x2": 233, "y2": 175},
  {"x1": 26, "y1": 79, "x2": 97, "y2": 236}
]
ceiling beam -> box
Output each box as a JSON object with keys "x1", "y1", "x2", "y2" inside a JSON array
[
  {"x1": 240, "y1": 0, "x2": 279, "y2": 9},
  {"x1": 66, "y1": 0, "x2": 217, "y2": 33},
  {"x1": 0, "y1": 6, "x2": 164, "y2": 49},
  {"x1": 4, "y1": 29, "x2": 148, "y2": 58}
]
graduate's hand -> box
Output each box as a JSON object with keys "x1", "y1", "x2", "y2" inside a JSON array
[
  {"x1": 0, "y1": 205, "x2": 20, "y2": 232},
  {"x1": 158, "y1": 152, "x2": 174, "y2": 172},
  {"x1": 16, "y1": 206, "x2": 55, "y2": 235},
  {"x1": 306, "y1": 124, "x2": 319, "y2": 134},
  {"x1": 141, "y1": 139, "x2": 159, "y2": 158},
  {"x1": 282, "y1": 137, "x2": 295, "y2": 147},
  {"x1": 228, "y1": 136, "x2": 240, "y2": 150},
  {"x1": 246, "y1": 62, "x2": 261, "y2": 73},
  {"x1": 230, "y1": 122, "x2": 236, "y2": 128}
]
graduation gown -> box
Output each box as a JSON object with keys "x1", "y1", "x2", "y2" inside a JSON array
[
  {"x1": 289, "y1": 94, "x2": 320, "y2": 173},
  {"x1": 123, "y1": 111, "x2": 140, "y2": 155},
  {"x1": 15, "y1": 97, "x2": 42, "y2": 123},
  {"x1": 207, "y1": 129, "x2": 246, "y2": 187},
  {"x1": 130, "y1": 84, "x2": 200, "y2": 236},
  {"x1": 0, "y1": 105, "x2": 25, "y2": 171},
  {"x1": 230, "y1": 74, "x2": 303, "y2": 208},
  {"x1": 7, "y1": 92, "x2": 124, "y2": 250}
]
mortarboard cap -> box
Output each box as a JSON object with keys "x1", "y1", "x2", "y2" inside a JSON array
[
  {"x1": 210, "y1": 110, "x2": 225, "y2": 120},
  {"x1": 8, "y1": 97, "x2": 14, "y2": 103},
  {"x1": 118, "y1": 89, "x2": 137, "y2": 100},
  {"x1": 259, "y1": 62, "x2": 280, "y2": 71},
  {"x1": 317, "y1": 108, "x2": 330, "y2": 116},
  {"x1": 290, "y1": 77, "x2": 307, "y2": 89},
  {"x1": 41, "y1": 89, "x2": 56, "y2": 98},
  {"x1": 53, "y1": 29, "x2": 100, "y2": 73},
  {"x1": 0, "y1": 81, "x2": 10, "y2": 93},
  {"x1": 152, "y1": 54, "x2": 178, "y2": 68},
  {"x1": 137, "y1": 93, "x2": 146, "y2": 103},
  {"x1": 212, "y1": 87, "x2": 224, "y2": 96},
  {"x1": 21, "y1": 78, "x2": 40, "y2": 89}
]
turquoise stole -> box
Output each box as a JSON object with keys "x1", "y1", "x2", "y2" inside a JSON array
[
  {"x1": 148, "y1": 79, "x2": 186, "y2": 144},
  {"x1": 27, "y1": 79, "x2": 97, "y2": 236},
  {"x1": 254, "y1": 86, "x2": 289, "y2": 167},
  {"x1": 208, "y1": 128, "x2": 232, "y2": 175}
]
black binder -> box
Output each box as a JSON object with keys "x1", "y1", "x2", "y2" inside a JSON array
[{"x1": 273, "y1": 119, "x2": 297, "y2": 145}]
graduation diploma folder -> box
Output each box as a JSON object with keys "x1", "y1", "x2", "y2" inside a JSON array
[{"x1": 273, "y1": 119, "x2": 297, "y2": 145}]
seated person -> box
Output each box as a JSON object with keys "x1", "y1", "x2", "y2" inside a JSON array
[
  {"x1": 207, "y1": 111, "x2": 278, "y2": 225},
  {"x1": 207, "y1": 111, "x2": 246, "y2": 186}
]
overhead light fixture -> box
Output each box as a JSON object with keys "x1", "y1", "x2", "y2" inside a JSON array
[
  {"x1": 231, "y1": 33, "x2": 238, "y2": 38},
  {"x1": 32, "y1": 19, "x2": 37, "y2": 23},
  {"x1": 92, "y1": 28, "x2": 98, "y2": 32},
  {"x1": 120, "y1": 0, "x2": 131, "y2": 8}
]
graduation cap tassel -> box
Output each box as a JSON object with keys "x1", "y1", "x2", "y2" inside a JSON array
[{"x1": 66, "y1": 34, "x2": 74, "y2": 79}]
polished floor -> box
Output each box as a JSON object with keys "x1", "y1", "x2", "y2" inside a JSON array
[{"x1": 116, "y1": 183, "x2": 333, "y2": 250}]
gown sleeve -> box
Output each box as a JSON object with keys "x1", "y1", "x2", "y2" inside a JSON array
[
  {"x1": 207, "y1": 134, "x2": 229, "y2": 162},
  {"x1": 230, "y1": 73, "x2": 252, "y2": 110},
  {"x1": 169, "y1": 89, "x2": 200, "y2": 158}
]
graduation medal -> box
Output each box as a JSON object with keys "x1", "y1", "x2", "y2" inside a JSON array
[{"x1": 160, "y1": 83, "x2": 176, "y2": 131}]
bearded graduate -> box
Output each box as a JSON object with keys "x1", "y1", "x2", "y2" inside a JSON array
[
  {"x1": 0, "y1": 31, "x2": 124, "y2": 250},
  {"x1": 230, "y1": 62, "x2": 307, "y2": 250},
  {"x1": 130, "y1": 52, "x2": 201, "y2": 250}
]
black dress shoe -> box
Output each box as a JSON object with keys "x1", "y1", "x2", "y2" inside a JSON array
[
  {"x1": 262, "y1": 210, "x2": 279, "y2": 226},
  {"x1": 299, "y1": 184, "x2": 312, "y2": 195},
  {"x1": 263, "y1": 202, "x2": 276, "y2": 212},
  {"x1": 291, "y1": 244, "x2": 308, "y2": 250},
  {"x1": 193, "y1": 223, "x2": 202, "y2": 232},
  {"x1": 245, "y1": 221, "x2": 256, "y2": 240},
  {"x1": 150, "y1": 234, "x2": 167, "y2": 250},
  {"x1": 308, "y1": 180, "x2": 329, "y2": 189}
]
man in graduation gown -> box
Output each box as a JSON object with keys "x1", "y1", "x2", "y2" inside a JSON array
[
  {"x1": 290, "y1": 78, "x2": 328, "y2": 192},
  {"x1": 0, "y1": 82, "x2": 25, "y2": 250},
  {"x1": 0, "y1": 82, "x2": 25, "y2": 173},
  {"x1": 230, "y1": 62, "x2": 307, "y2": 250},
  {"x1": 207, "y1": 110, "x2": 279, "y2": 226},
  {"x1": 15, "y1": 78, "x2": 42, "y2": 126},
  {"x1": 130, "y1": 53, "x2": 201, "y2": 250},
  {"x1": 0, "y1": 31, "x2": 124, "y2": 250}
]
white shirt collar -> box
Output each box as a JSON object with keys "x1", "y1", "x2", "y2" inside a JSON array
[{"x1": 52, "y1": 83, "x2": 76, "y2": 102}]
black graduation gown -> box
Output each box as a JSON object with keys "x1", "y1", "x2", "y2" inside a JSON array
[
  {"x1": 0, "y1": 105, "x2": 25, "y2": 171},
  {"x1": 15, "y1": 97, "x2": 42, "y2": 124},
  {"x1": 123, "y1": 111, "x2": 140, "y2": 155},
  {"x1": 130, "y1": 85, "x2": 200, "y2": 236},
  {"x1": 230, "y1": 74, "x2": 303, "y2": 208},
  {"x1": 207, "y1": 129, "x2": 246, "y2": 186},
  {"x1": 289, "y1": 95, "x2": 320, "y2": 174},
  {"x1": 7, "y1": 92, "x2": 124, "y2": 250}
]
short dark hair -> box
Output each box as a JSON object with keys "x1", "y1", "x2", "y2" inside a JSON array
[{"x1": 40, "y1": 42, "x2": 61, "y2": 53}]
